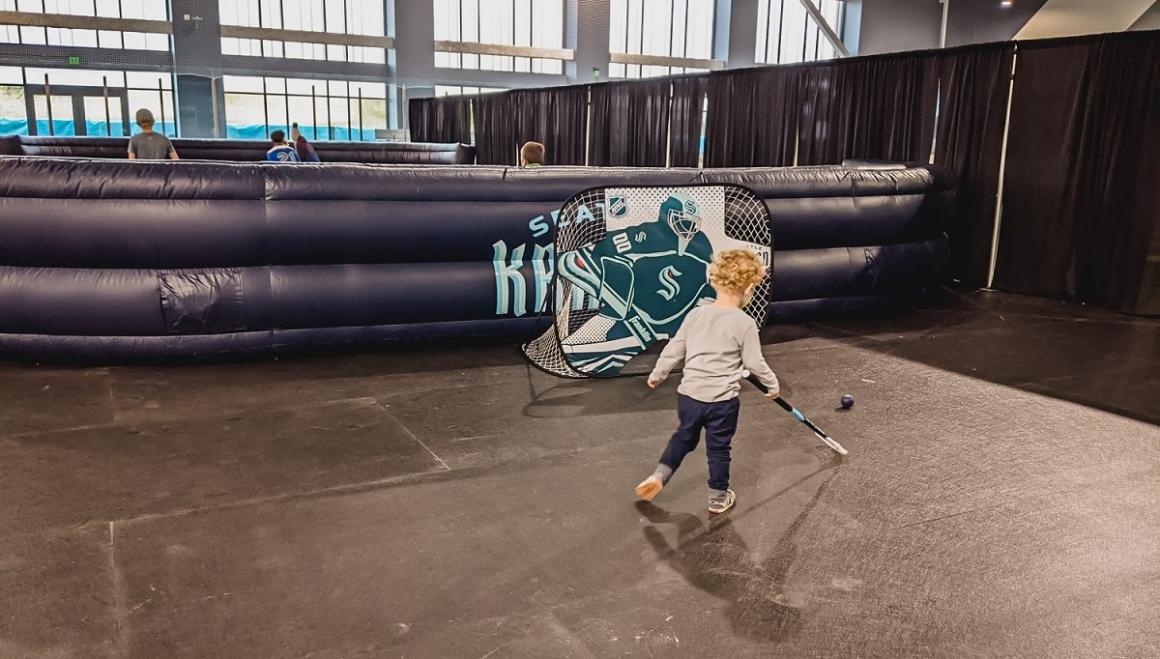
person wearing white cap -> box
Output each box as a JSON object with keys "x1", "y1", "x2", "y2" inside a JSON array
[{"x1": 127, "y1": 108, "x2": 178, "y2": 160}]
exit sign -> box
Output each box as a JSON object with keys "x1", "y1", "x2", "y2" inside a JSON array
[{"x1": 68, "y1": 56, "x2": 81, "y2": 65}]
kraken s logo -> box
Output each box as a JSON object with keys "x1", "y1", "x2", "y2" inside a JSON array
[{"x1": 657, "y1": 265, "x2": 682, "y2": 301}]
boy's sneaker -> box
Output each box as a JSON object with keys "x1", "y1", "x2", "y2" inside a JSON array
[
  {"x1": 634, "y1": 475, "x2": 664, "y2": 501},
  {"x1": 708, "y1": 489, "x2": 736, "y2": 514}
]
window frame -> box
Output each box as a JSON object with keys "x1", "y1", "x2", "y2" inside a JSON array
[
  {"x1": 0, "y1": 1, "x2": 171, "y2": 49},
  {"x1": 221, "y1": 73, "x2": 391, "y2": 142},
  {"x1": 608, "y1": 0, "x2": 723, "y2": 80},
  {"x1": 218, "y1": 0, "x2": 392, "y2": 64},
  {"x1": 755, "y1": 0, "x2": 846, "y2": 66},
  {"x1": 432, "y1": 0, "x2": 572, "y2": 75}
]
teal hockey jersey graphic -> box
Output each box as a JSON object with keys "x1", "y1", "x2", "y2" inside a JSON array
[{"x1": 557, "y1": 192, "x2": 715, "y2": 374}]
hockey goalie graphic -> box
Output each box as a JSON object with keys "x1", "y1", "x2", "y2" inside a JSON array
[
  {"x1": 523, "y1": 185, "x2": 772, "y2": 378},
  {"x1": 556, "y1": 192, "x2": 715, "y2": 374}
]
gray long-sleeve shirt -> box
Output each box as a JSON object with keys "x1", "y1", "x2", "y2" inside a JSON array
[{"x1": 649, "y1": 305, "x2": 780, "y2": 403}]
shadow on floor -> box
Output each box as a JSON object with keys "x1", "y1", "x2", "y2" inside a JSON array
[
  {"x1": 521, "y1": 365, "x2": 675, "y2": 418},
  {"x1": 636, "y1": 462, "x2": 842, "y2": 644},
  {"x1": 791, "y1": 288, "x2": 1160, "y2": 425}
]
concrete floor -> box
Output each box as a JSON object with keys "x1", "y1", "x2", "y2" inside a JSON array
[{"x1": 1, "y1": 290, "x2": 1158, "y2": 658}]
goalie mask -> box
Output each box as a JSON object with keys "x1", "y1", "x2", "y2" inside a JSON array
[{"x1": 659, "y1": 193, "x2": 702, "y2": 256}]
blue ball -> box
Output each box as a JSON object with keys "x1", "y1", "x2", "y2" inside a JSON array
[{"x1": 840, "y1": 394, "x2": 855, "y2": 409}]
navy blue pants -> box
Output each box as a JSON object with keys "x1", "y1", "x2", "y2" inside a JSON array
[{"x1": 659, "y1": 394, "x2": 740, "y2": 492}]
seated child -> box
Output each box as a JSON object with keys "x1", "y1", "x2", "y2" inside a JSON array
[{"x1": 266, "y1": 130, "x2": 301, "y2": 162}]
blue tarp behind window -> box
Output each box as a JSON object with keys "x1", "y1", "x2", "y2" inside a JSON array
[
  {"x1": 0, "y1": 119, "x2": 29, "y2": 136},
  {"x1": 0, "y1": 119, "x2": 176, "y2": 137},
  {"x1": 226, "y1": 123, "x2": 375, "y2": 141},
  {"x1": 2, "y1": 119, "x2": 371, "y2": 141}
]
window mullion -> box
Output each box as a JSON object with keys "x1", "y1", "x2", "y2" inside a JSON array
[{"x1": 776, "y1": 0, "x2": 785, "y2": 64}]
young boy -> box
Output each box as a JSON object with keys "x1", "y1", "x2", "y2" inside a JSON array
[
  {"x1": 127, "y1": 108, "x2": 178, "y2": 160},
  {"x1": 635, "y1": 249, "x2": 780, "y2": 515},
  {"x1": 266, "y1": 130, "x2": 301, "y2": 162},
  {"x1": 520, "y1": 141, "x2": 544, "y2": 168}
]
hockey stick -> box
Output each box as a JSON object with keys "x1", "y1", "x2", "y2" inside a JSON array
[{"x1": 745, "y1": 374, "x2": 849, "y2": 456}]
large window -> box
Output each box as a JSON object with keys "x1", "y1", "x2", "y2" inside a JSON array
[
  {"x1": 756, "y1": 0, "x2": 843, "y2": 65},
  {"x1": 0, "y1": 0, "x2": 171, "y2": 50},
  {"x1": 608, "y1": 0, "x2": 717, "y2": 78},
  {"x1": 219, "y1": 0, "x2": 388, "y2": 64},
  {"x1": 218, "y1": 0, "x2": 385, "y2": 37},
  {"x1": 0, "y1": 66, "x2": 26, "y2": 135},
  {"x1": 434, "y1": 85, "x2": 504, "y2": 97},
  {"x1": 433, "y1": 0, "x2": 566, "y2": 75},
  {"x1": 222, "y1": 74, "x2": 390, "y2": 141},
  {"x1": 0, "y1": 66, "x2": 175, "y2": 137},
  {"x1": 0, "y1": 0, "x2": 168, "y2": 20}
]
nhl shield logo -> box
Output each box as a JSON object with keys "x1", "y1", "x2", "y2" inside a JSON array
[{"x1": 608, "y1": 195, "x2": 628, "y2": 217}]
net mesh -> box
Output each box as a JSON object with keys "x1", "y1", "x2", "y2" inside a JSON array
[{"x1": 523, "y1": 185, "x2": 772, "y2": 378}]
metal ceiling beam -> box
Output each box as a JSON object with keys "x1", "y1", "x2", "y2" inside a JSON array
[
  {"x1": 793, "y1": 0, "x2": 849, "y2": 57},
  {"x1": 0, "y1": 10, "x2": 171, "y2": 33}
]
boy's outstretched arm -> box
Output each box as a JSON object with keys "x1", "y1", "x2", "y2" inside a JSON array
[
  {"x1": 741, "y1": 323, "x2": 779, "y2": 397},
  {"x1": 647, "y1": 321, "x2": 688, "y2": 388}
]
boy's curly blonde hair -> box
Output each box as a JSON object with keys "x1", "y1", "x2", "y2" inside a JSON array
[{"x1": 709, "y1": 249, "x2": 766, "y2": 295}]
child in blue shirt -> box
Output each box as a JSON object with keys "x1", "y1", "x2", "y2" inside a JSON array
[{"x1": 266, "y1": 130, "x2": 300, "y2": 162}]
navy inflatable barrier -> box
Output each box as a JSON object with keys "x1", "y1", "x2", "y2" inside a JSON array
[
  {"x1": 0, "y1": 135, "x2": 476, "y2": 164},
  {"x1": 0, "y1": 158, "x2": 953, "y2": 361}
]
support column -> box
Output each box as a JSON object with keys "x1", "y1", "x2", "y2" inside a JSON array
[
  {"x1": 394, "y1": 0, "x2": 437, "y2": 95},
  {"x1": 570, "y1": 0, "x2": 610, "y2": 84},
  {"x1": 392, "y1": 0, "x2": 439, "y2": 132},
  {"x1": 721, "y1": 0, "x2": 758, "y2": 68},
  {"x1": 171, "y1": 0, "x2": 225, "y2": 137}
]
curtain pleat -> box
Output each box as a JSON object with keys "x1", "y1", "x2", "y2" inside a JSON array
[
  {"x1": 407, "y1": 96, "x2": 471, "y2": 144},
  {"x1": 473, "y1": 86, "x2": 588, "y2": 165},
  {"x1": 704, "y1": 67, "x2": 800, "y2": 168},
  {"x1": 589, "y1": 79, "x2": 671, "y2": 167},
  {"x1": 472, "y1": 93, "x2": 516, "y2": 164},
  {"x1": 798, "y1": 53, "x2": 939, "y2": 165},
  {"x1": 669, "y1": 76, "x2": 706, "y2": 168},
  {"x1": 933, "y1": 43, "x2": 1015, "y2": 285}
]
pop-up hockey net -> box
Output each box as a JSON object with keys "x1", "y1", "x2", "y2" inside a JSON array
[{"x1": 522, "y1": 184, "x2": 772, "y2": 378}]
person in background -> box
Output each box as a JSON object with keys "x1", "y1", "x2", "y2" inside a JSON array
[
  {"x1": 291, "y1": 123, "x2": 320, "y2": 163},
  {"x1": 127, "y1": 108, "x2": 178, "y2": 160},
  {"x1": 266, "y1": 130, "x2": 301, "y2": 162},
  {"x1": 520, "y1": 141, "x2": 544, "y2": 168}
]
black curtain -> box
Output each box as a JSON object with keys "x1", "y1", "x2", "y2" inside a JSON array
[
  {"x1": 517, "y1": 85, "x2": 588, "y2": 166},
  {"x1": 407, "y1": 96, "x2": 471, "y2": 144},
  {"x1": 473, "y1": 86, "x2": 588, "y2": 165},
  {"x1": 704, "y1": 66, "x2": 800, "y2": 168},
  {"x1": 669, "y1": 76, "x2": 706, "y2": 168},
  {"x1": 933, "y1": 43, "x2": 1016, "y2": 286},
  {"x1": 994, "y1": 32, "x2": 1160, "y2": 313},
  {"x1": 798, "y1": 52, "x2": 939, "y2": 165},
  {"x1": 588, "y1": 79, "x2": 670, "y2": 167},
  {"x1": 472, "y1": 92, "x2": 516, "y2": 164}
]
